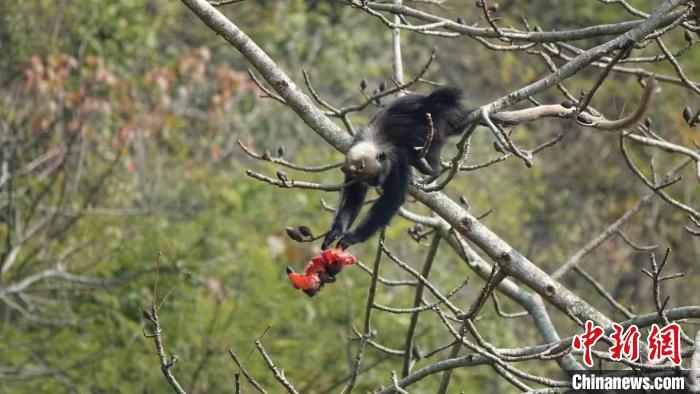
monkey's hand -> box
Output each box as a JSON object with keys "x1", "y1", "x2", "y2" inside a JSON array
[
  {"x1": 322, "y1": 228, "x2": 343, "y2": 250},
  {"x1": 336, "y1": 232, "x2": 360, "y2": 250}
]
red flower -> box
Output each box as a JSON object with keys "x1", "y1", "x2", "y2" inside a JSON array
[{"x1": 287, "y1": 248, "x2": 357, "y2": 297}]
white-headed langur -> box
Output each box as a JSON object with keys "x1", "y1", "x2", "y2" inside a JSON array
[
  {"x1": 322, "y1": 87, "x2": 473, "y2": 250},
  {"x1": 321, "y1": 77, "x2": 657, "y2": 250}
]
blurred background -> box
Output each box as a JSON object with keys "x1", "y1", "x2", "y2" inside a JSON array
[{"x1": 0, "y1": 0, "x2": 698, "y2": 392}]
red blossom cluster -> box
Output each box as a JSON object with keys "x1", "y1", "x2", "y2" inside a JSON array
[{"x1": 286, "y1": 248, "x2": 357, "y2": 297}]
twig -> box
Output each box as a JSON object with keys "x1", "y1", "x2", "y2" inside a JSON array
[
  {"x1": 380, "y1": 241, "x2": 463, "y2": 317},
  {"x1": 433, "y1": 308, "x2": 571, "y2": 388},
  {"x1": 615, "y1": 230, "x2": 658, "y2": 251},
  {"x1": 228, "y1": 349, "x2": 267, "y2": 393},
  {"x1": 577, "y1": 45, "x2": 632, "y2": 115},
  {"x1": 245, "y1": 169, "x2": 346, "y2": 191},
  {"x1": 142, "y1": 255, "x2": 187, "y2": 394},
  {"x1": 573, "y1": 266, "x2": 634, "y2": 319},
  {"x1": 624, "y1": 133, "x2": 700, "y2": 181},
  {"x1": 255, "y1": 340, "x2": 300, "y2": 394},
  {"x1": 653, "y1": 35, "x2": 700, "y2": 96},
  {"x1": 247, "y1": 70, "x2": 286, "y2": 104},
  {"x1": 552, "y1": 156, "x2": 693, "y2": 280},
  {"x1": 620, "y1": 133, "x2": 700, "y2": 219},
  {"x1": 362, "y1": 1, "x2": 686, "y2": 43},
  {"x1": 335, "y1": 49, "x2": 436, "y2": 116},
  {"x1": 143, "y1": 307, "x2": 187, "y2": 394},
  {"x1": 437, "y1": 266, "x2": 504, "y2": 393},
  {"x1": 302, "y1": 70, "x2": 340, "y2": 113},
  {"x1": 238, "y1": 140, "x2": 343, "y2": 172},
  {"x1": 482, "y1": 109, "x2": 532, "y2": 167},
  {"x1": 641, "y1": 248, "x2": 674, "y2": 326},
  {"x1": 417, "y1": 121, "x2": 477, "y2": 192},
  {"x1": 350, "y1": 326, "x2": 405, "y2": 356},
  {"x1": 455, "y1": 154, "x2": 510, "y2": 171},
  {"x1": 416, "y1": 112, "x2": 434, "y2": 159},
  {"x1": 344, "y1": 232, "x2": 385, "y2": 394},
  {"x1": 686, "y1": 215, "x2": 700, "y2": 236},
  {"x1": 391, "y1": 371, "x2": 409, "y2": 393},
  {"x1": 466, "y1": 266, "x2": 506, "y2": 319},
  {"x1": 491, "y1": 293, "x2": 528, "y2": 318},
  {"x1": 384, "y1": 307, "x2": 700, "y2": 393},
  {"x1": 392, "y1": 0, "x2": 405, "y2": 88},
  {"x1": 372, "y1": 278, "x2": 468, "y2": 314},
  {"x1": 356, "y1": 260, "x2": 418, "y2": 287},
  {"x1": 402, "y1": 234, "x2": 441, "y2": 377}
]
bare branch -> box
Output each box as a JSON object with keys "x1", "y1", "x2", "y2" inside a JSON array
[
  {"x1": 228, "y1": 350, "x2": 267, "y2": 393},
  {"x1": 142, "y1": 307, "x2": 187, "y2": 394},
  {"x1": 573, "y1": 266, "x2": 634, "y2": 319},
  {"x1": 620, "y1": 134, "x2": 700, "y2": 219},
  {"x1": 624, "y1": 133, "x2": 700, "y2": 181},
  {"x1": 616, "y1": 230, "x2": 658, "y2": 251},
  {"x1": 356, "y1": 260, "x2": 418, "y2": 287},
  {"x1": 238, "y1": 140, "x2": 343, "y2": 172},
  {"x1": 255, "y1": 340, "x2": 300, "y2": 394},
  {"x1": 491, "y1": 293, "x2": 528, "y2": 319},
  {"x1": 335, "y1": 49, "x2": 436, "y2": 117},
  {"x1": 552, "y1": 193, "x2": 652, "y2": 279},
  {"x1": 345, "y1": 232, "x2": 385, "y2": 394},
  {"x1": 401, "y1": 234, "x2": 441, "y2": 377},
  {"x1": 247, "y1": 69, "x2": 287, "y2": 104},
  {"x1": 380, "y1": 241, "x2": 463, "y2": 317},
  {"x1": 362, "y1": 1, "x2": 686, "y2": 43},
  {"x1": 245, "y1": 169, "x2": 345, "y2": 191},
  {"x1": 490, "y1": 75, "x2": 655, "y2": 131}
]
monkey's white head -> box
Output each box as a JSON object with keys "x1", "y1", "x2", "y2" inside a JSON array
[{"x1": 343, "y1": 140, "x2": 388, "y2": 180}]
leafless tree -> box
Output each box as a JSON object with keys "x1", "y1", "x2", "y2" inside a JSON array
[{"x1": 163, "y1": 0, "x2": 700, "y2": 392}]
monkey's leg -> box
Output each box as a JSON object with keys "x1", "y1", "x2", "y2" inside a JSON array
[
  {"x1": 322, "y1": 176, "x2": 368, "y2": 250},
  {"x1": 339, "y1": 152, "x2": 411, "y2": 248},
  {"x1": 413, "y1": 158, "x2": 436, "y2": 176}
]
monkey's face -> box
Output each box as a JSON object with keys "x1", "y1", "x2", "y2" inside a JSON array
[{"x1": 343, "y1": 141, "x2": 387, "y2": 181}]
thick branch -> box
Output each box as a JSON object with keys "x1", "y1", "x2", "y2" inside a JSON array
[{"x1": 363, "y1": 2, "x2": 686, "y2": 43}]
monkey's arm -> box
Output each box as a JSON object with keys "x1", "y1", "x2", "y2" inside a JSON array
[
  {"x1": 339, "y1": 153, "x2": 411, "y2": 248},
  {"x1": 322, "y1": 175, "x2": 369, "y2": 250}
]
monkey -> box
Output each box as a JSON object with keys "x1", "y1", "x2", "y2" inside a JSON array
[
  {"x1": 321, "y1": 87, "x2": 473, "y2": 250},
  {"x1": 320, "y1": 77, "x2": 656, "y2": 250}
]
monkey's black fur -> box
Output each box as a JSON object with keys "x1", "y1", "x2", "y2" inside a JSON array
[{"x1": 322, "y1": 87, "x2": 472, "y2": 249}]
